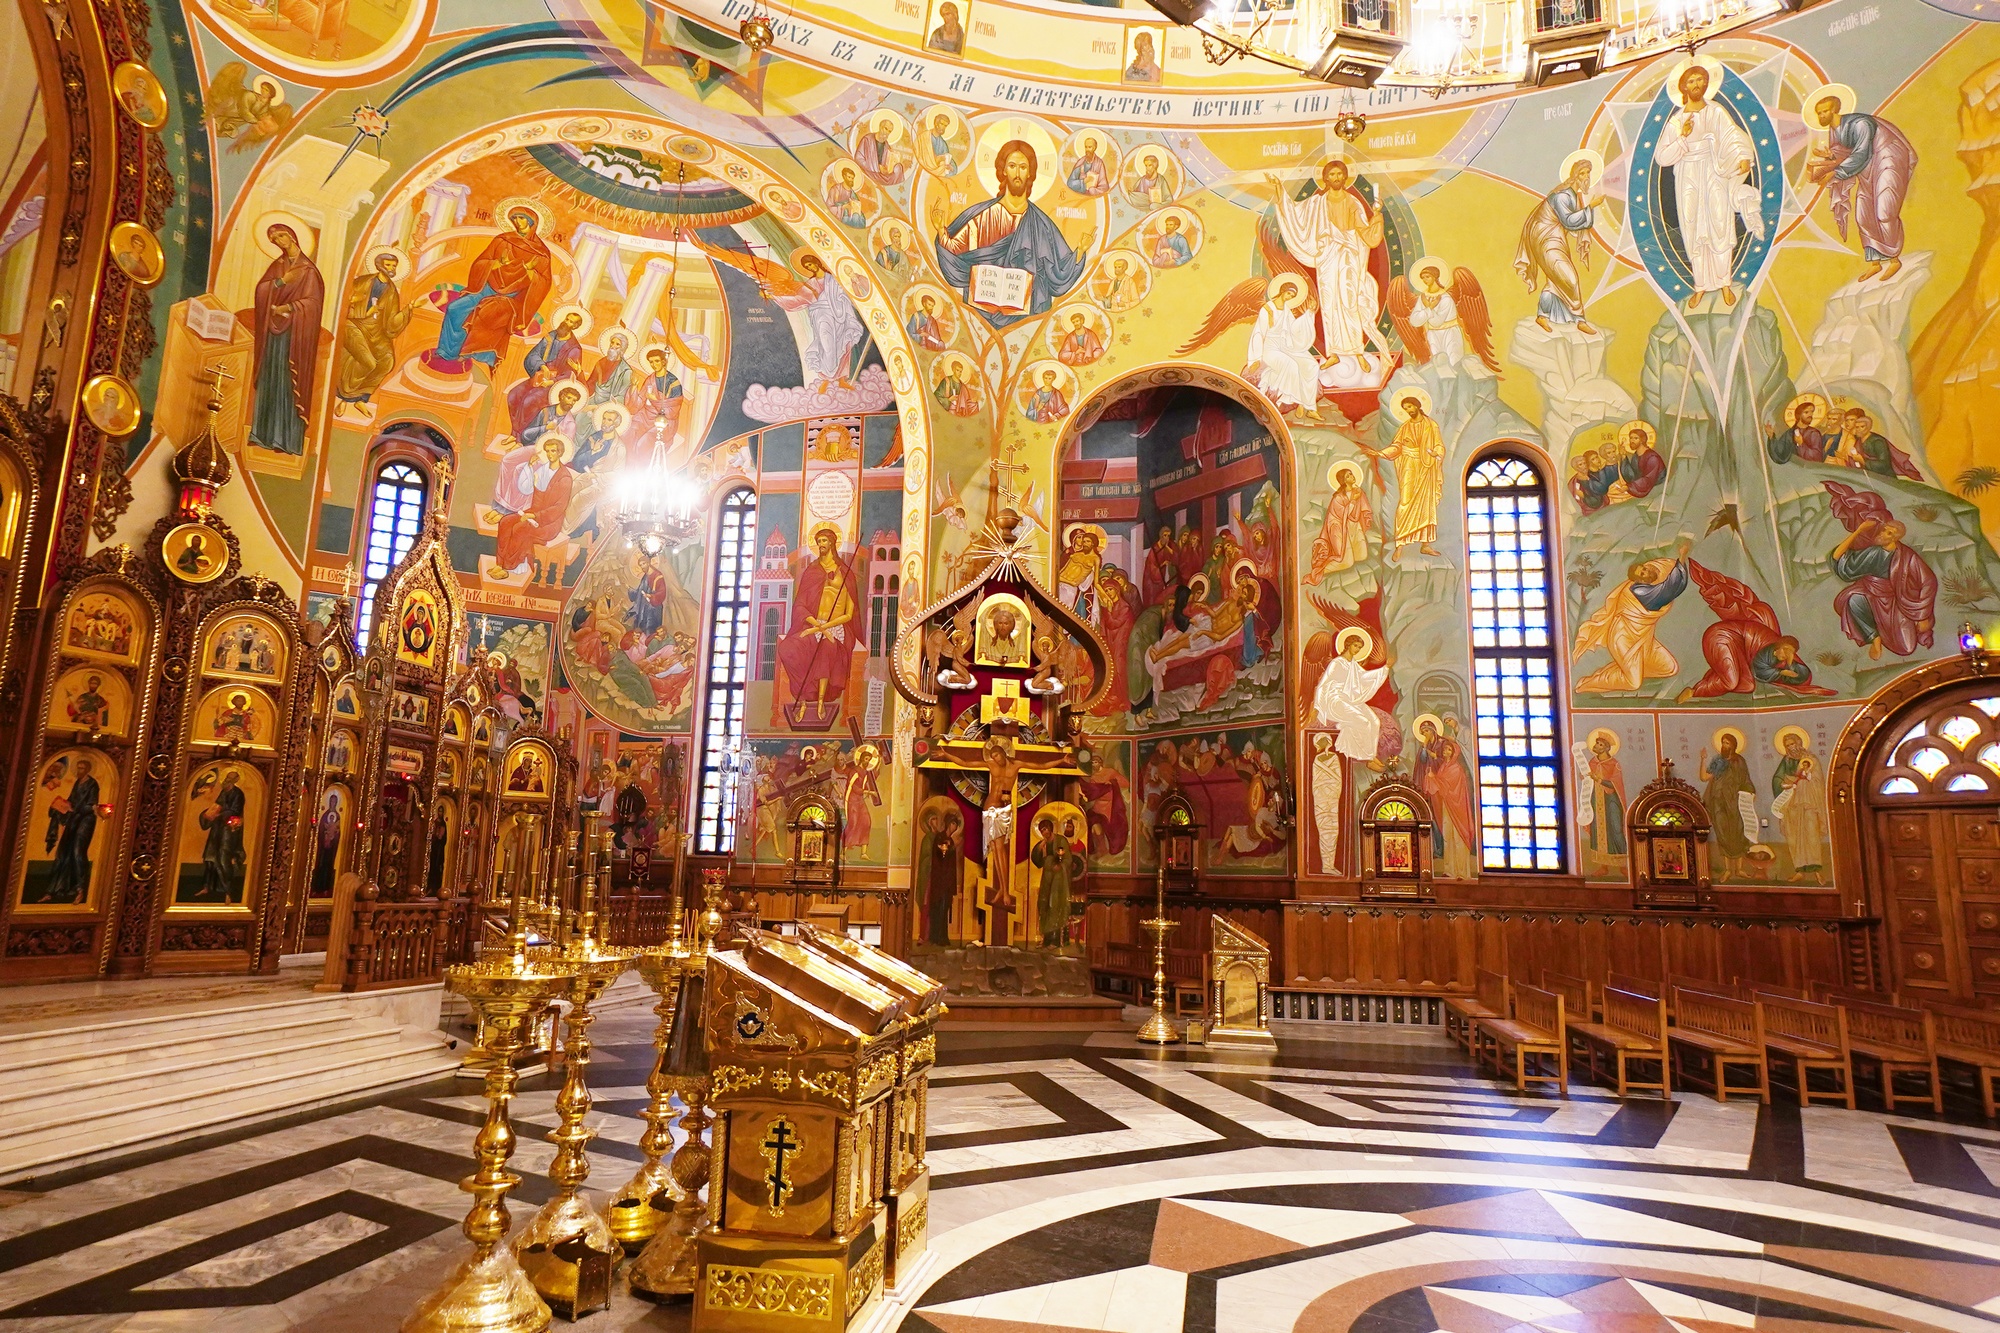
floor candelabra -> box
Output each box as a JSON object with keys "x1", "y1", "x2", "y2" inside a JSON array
[{"x1": 1136, "y1": 864, "x2": 1180, "y2": 1045}]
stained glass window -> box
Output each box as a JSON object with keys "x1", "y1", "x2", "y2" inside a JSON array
[
  {"x1": 1948, "y1": 773, "x2": 1991, "y2": 792},
  {"x1": 356, "y1": 462, "x2": 427, "y2": 651},
  {"x1": 1879, "y1": 776, "x2": 1920, "y2": 796},
  {"x1": 1377, "y1": 799, "x2": 1417, "y2": 821},
  {"x1": 1941, "y1": 714, "x2": 1982, "y2": 750},
  {"x1": 1467, "y1": 454, "x2": 1565, "y2": 872},
  {"x1": 695, "y1": 488, "x2": 758, "y2": 854}
]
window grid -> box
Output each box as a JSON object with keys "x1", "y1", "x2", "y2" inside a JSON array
[
  {"x1": 1466, "y1": 455, "x2": 1566, "y2": 872},
  {"x1": 758, "y1": 606, "x2": 784, "y2": 681},
  {"x1": 695, "y1": 489, "x2": 758, "y2": 854},
  {"x1": 356, "y1": 463, "x2": 428, "y2": 651}
]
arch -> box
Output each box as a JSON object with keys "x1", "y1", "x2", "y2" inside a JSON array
[{"x1": 1051, "y1": 363, "x2": 1299, "y2": 874}]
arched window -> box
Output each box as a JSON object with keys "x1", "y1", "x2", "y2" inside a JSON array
[
  {"x1": 695, "y1": 488, "x2": 758, "y2": 854},
  {"x1": 1466, "y1": 454, "x2": 1566, "y2": 872},
  {"x1": 356, "y1": 462, "x2": 428, "y2": 650}
]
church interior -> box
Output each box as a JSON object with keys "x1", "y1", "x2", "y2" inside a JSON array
[{"x1": 3, "y1": 0, "x2": 2000, "y2": 1327}]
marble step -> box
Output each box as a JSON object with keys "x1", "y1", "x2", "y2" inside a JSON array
[
  {"x1": 0, "y1": 1032, "x2": 458, "y2": 1183},
  {"x1": 0, "y1": 1009, "x2": 358, "y2": 1087},
  {"x1": 0, "y1": 982, "x2": 452, "y2": 1184},
  {"x1": 0, "y1": 1023, "x2": 413, "y2": 1114}
]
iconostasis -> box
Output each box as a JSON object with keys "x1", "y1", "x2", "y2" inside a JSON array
[{"x1": 28, "y1": 0, "x2": 2000, "y2": 962}]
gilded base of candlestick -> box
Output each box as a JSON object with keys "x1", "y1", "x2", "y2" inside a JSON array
[
  {"x1": 513, "y1": 1194, "x2": 616, "y2": 1321},
  {"x1": 403, "y1": 1246, "x2": 552, "y2": 1333},
  {"x1": 1135, "y1": 916, "x2": 1180, "y2": 1046},
  {"x1": 606, "y1": 947, "x2": 687, "y2": 1254},
  {"x1": 605, "y1": 1158, "x2": 680, "y2": 1255},
  {"x1": 627, "y1": 1193, "x2": 706, "y2": 1300}
]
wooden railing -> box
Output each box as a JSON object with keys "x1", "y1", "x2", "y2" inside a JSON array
[
  {"x1": 337, "y1": 892, "x2": 457, "y2": 992},
  {"x1": 1092, "y1": 940, "x2": 1203, "y2": 983}
]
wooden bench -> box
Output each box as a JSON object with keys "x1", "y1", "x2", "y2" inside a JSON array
[
  {"x1": 1606, "y1": 971, "x2": 1661, "y2": 1002},
  {"x1": 1477, "y1": 981, "x2": 1568, "y2": 1097},
  {"x1": 1812, "y1": 982, "x2": 1902, "y2": 1009},
  {"x1": 1754, "y1": 991, "x2": 1853, "y2": 1108},
  {"x1": 1671, "y1": 973, "x2": 1745, "y2": 1001},
  {"x1": 1542, "y1": 969, "x2": 1595, "y2": 1052},
  {"x1": 1668, "y1": 987, "x2": 1770, "y2": 1103},
  {"x1": 1568, "y1": 985, "x2": 1668, "y2": 1098},
  {"x1": 1841, "y1": 997, "x2": 1940, "y2": 1114},
  {"x1": 1927, "y1": 1002, "x2": 2000, "y2": 1119},
  {"x1": 1445, "y1": 968, "x2": 1508, "y2": 1052},
  {"x1": 1741, "y1": 980, "x2": 1811, "y2": 1002}
]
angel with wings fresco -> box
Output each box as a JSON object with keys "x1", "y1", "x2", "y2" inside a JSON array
[
  {"x1": 1385, "y1": 259, "x2": 1499, "y2": 375},
  {"x1": 690, "y1": 236, "x2": 863, "y2": 390}
]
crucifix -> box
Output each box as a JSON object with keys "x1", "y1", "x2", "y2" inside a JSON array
[{"x1": 760, "y1": 1117, "x2": 800, "y2": 1215}]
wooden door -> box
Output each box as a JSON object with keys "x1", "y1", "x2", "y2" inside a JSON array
[{"x1": 1864, "y1": 688, "x2": 2000, "y2": 1004}]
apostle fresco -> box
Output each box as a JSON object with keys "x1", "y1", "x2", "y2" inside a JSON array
[
  {"x1": 188, "y1": 768, "x2": 249, "y2": 904},
  {"x1": 777, "y1": 526, "x2": 861, "y2": 726},
  {"x1": 1825, "y1": 482, "x2": 1937, "y2": 660},
  {"x1": 933, "y1": 139, "x2": 1091, "y2": 328},
  {"x1": 423, "y1": 205, "x2": 553, "y2": 373},
  {"x1": 34, "y1": 757, "x2": 102, "y2": 905},
  {"x1": 248, "y1": 223, "x2": 324, "y2": 455},
  {"x1": 1699, "y1": 730, "x2": 1755, "y2": 879},
  {"x1": 1675, "y1": 564, "x2": 1836, "y2": 702},
  {"x1": 1805, "y1": 84, "x2": 1916, "y2": 283},
  {"x1": 333, "y1": 249, "x2": 410, "y2": 415},
  {"x1": 1573, "y1": 541, "x2": 1690, "y2": 693}
]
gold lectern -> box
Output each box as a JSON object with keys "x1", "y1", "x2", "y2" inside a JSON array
[
  {"x1": 792, "y1": 925, "x2": 945, "y2": 1293},
  {"x1": 1204, "y1": 916, "x2": 1278, "y2": 1052},
  {"x1": 696, "y1": 929, "x2": 908, "y2": 1332}
]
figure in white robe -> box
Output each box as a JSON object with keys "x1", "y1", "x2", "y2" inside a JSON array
[
  {"x1": 1652, "y1": 62, "x2": 1763, "y2": 307},
  {"x1": 1310, "y1": 636, "x2": 1387, "y2": 761},
  {"x1": 1245, "y1": 280, "x2": 1322, "y2": 417},
  {"x1": 1270, "y1": 160, "x2": 1383, "y2": 358}
]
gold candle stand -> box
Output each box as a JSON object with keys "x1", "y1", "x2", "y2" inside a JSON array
[
  {"x1": 1136, "y1": 864, "x2": 1180, "y2": 1045},
  {"x1": 407, "y1": 817, "x2": 576, "y2": 1333},
  {"x1": 517, "y1": 816, "x2": 638, "y2": 1320},
  {"x1": 604, "y1": 939, "x2": 687, "y2": 1253}
]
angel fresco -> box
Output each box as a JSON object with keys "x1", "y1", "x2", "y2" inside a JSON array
[
  {"x1": 692, "y1": 237, "x2": 866, "y2": 392},
  {"x1": 1825, "y1": 481, "x2": 1937, "y2": 660},
  {"x1": 203, "y1": 63, "x2": 294, "y2": 153},
  {"x1": 1385, "y1": 259, "x2": 1499, "y2": 375},
  {"x1": 1244, "y1": 276, "x2": 1320, "y2": 418}
]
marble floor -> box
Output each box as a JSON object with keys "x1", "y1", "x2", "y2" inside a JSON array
[{"x1": 0, "y1": 1012, "x2": 1996, "y2": 1331}]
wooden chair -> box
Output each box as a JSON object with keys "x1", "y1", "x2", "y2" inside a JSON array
[
  {"x1": 1568, "y1": 985, "x2": 1669, "y2": 1098},
  {"x1": 1445, "y1": 968, "x2": 1508, "y2": 1052},
  {"x1": 1840, "y1": 997, "x2": 1940, "y2": 1114},
  {"x1": 1927, "y1": 1002, "x2": 2000, "y2": 1119},
  {"x1": 1669, "y1": 987, "x2": 1770, "y2": 1103},
  {"x1": 1478, "y1": 981, "x2": 1568, "y2": 1097},
  {"x1": 1754, "y1": 991, "x2": 1853, "y2": 1108}
]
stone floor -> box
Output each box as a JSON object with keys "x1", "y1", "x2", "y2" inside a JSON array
[{"x1": 0, "y1": 1012, "x2": 1996, "y2": 1331}]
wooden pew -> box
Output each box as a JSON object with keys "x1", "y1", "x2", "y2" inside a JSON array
[
  {"x1": 1606, "y1": 971, "x2": 1661, "y2": 1002},
  {"x1": 1568, "y1": 985, "x2": 1669, "y2": 1099},
  {"x1": 1671, "y1": 973, "x2": 1745, "y2": 1001},
  {"x1": 1445, "y1": 968, "x2": 1508, "y2": 1053},
  {"x1": 1812, "y1": 982, "x2": 1901, "y2": 1009},
  {"x1": 1669, "y1": 987, "x2": 1770, "y2": 1103},
  {"x1": 1542, "y1": 969, "x2": 1595, "y2": 1053},
  {"x1": 1740, "y1": 980, "x2": 1811, "y2": 1002},
  {"x1": 1477, "y1": 981, "x2": 1568, "y2": 1097},
  {"x1": 1753, "y1": 991, "x2": 1853, "y2": 1109},
  {"x1": 1841, "y1": 997, "x2": 1940, "y2": 1114},
  {"x1": 1926, "y1": 1002, "x2": 2000, "y2": 1119}
]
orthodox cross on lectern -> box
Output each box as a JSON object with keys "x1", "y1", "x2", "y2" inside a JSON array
[{"x1": 761, "y1": 1117, "x2": 800, "y2": 1215}]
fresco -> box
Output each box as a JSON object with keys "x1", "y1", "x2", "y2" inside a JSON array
[{"x1": 107, "y1": 0, "x2": 2000, "y2": 896}]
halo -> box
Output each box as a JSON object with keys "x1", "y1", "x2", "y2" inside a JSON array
[
  {"x1": 868, "y1": 111, "x2": 905, "y2": 142},
  {"x1": 1267, "y1": 273, "x2": 1306, "y2": 305},
  {"x1": 1410, "y1": 254, "x2": 1450, "y2": 283},
  {"x1": 1390, "y1": 386, "x2": 1433, "y2": 421},
  {"x1": 549, "y1": 303, "x2": 592, "y2": 338},
  {"x1": 1712, "y1": 725, "x2": 1748, "y2": 754},
  {"x1": 1065, "y1": 522, "x2": 1108, "y2": 550},
  {"x1": 548, "y1": 377, "x2": 587, "y2": 405},
  {"x1": 1328, "y1": 459, "x2": 1362, "y2": 489},
  {"x1": 535, "y1": 432, "x2": 577, "y2": 463},
  {"x1": 639, "y1": 342, "x2": 673, "y2": 365},
  {"x1": 789, "y1": 245, "x2": 829, "y2": 277},
  {"x1": 250, "y1": 73, "x2": 286, "y2": 104},
  {"x1": 597, "y1": 327, "x2": 635, "y2": 357},
  {"x1": 252, "y1": 211, "x2": 315, "y2": 258},
  {"x1": 1558, "y1": 149, "x2": 1604, "y2": 195},
  {"x1": 975, "y1": 118, "x2": 1061, "y2": 202},
  {"x1": 494, "y1": 197, "x2": 552, "y2": 234},
  {"x1": 1412, "y1": 712, "x2": 1445, "y2": 738},
  {"x1": 1185, "y1": 572, "x2": 1211, "y2": 602},
  {"x1": 593, "y1": 402, "x2": 631, "y2": 432},
  {"x1": 939, "y1": 353, "x2": 970, "y2": 377},
  {"x1": 1666, "y1": 54, "x2": 1727, "y2": 107},
  {"x1": 1773, "y1": 725, "x2": 1813, "y2": 756},
  {"x1": 1804, "y1": 83, "x2": 1856, "y2": 121},
  {"x1": 1586, "y1": 727, "x2": 1620, "y2": 755},
  {"x1": 1335, "y1": 626, "x2": 1374, "y2": 658},
  {"x1": 1229, "y1": 558, "x2": 1258, "y2": 585},
  {"x1": 1615, "y1": 419, "x2": 1656, "y2": 448},
  {"x1": 362, "y1": 244, "x2": 409, "y2": 273},
  {"x1": 1783, "y1": 391, "x2": 1830, "y2": 423}
]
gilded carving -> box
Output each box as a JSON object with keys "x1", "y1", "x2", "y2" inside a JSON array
[
  {"x1": 702, "y1": 1265, "x2": 833, "y2": 1319},
  {"x1": 858, "y1": 1051, "x2": 895, "y2": 1101},
  {"x1": 796, "y1": 1069, "x2": 848, "y2": 1102},
  {"x1": 896, "y1": 1196, "x2": 928, "y2": 1255},
  {"x1": 847, "y1": 1237, "x2": 883, "y2": 1317},
  {"x1": 710, "y1": 1064, "x2": 765, "y2": 1096}
]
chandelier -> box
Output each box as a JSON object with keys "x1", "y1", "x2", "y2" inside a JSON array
[
  {"x1": 616, "y1": 420, "x2": 702, "y2": 556},
  {"x1": 1159, "y1": 0, "x2": 1809, "y2": 91}
]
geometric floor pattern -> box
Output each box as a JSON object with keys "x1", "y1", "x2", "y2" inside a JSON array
[{"x1": 0, "y1": 1012, "x2": 1997, "y2": 1330}]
